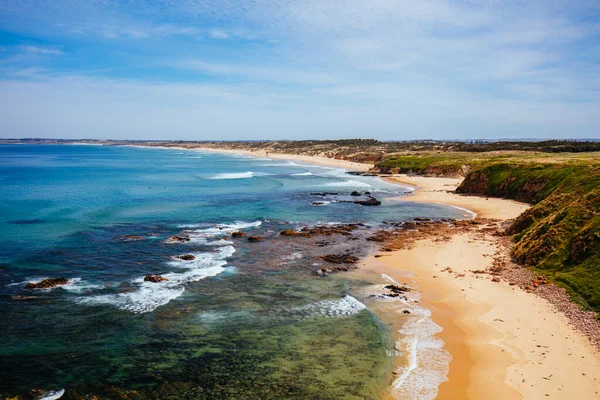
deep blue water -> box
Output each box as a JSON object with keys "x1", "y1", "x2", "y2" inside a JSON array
[{"x1": 0, "y1": 144, "x2": 467, "y2": 399}]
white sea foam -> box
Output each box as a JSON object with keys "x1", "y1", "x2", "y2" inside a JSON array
[
  {"x1": 61, "y1": 278, "x2": 104, "y2": 293},
  {"x1": 78, "y1": 246, "x2": 235, "y2": 313},
  {"x1": 187, "y1": 238, "x2": 235, "y2": 246},
  {"x1": 292, "y1": 171, "x2": 313, "y2": 176},
  {"x1": 39, "y1": 389, "x2": 65, "y2": 400},
  {"x1": 296, "y1": 295, "x2": 366, "y2": 318},
  {"x1": 210, "y1": 171, "x2": 254, "y2": 180},
  {"x1": 322, "y1": 179, "x2": 371, "y2": 188},
  {"x1": 259, "y1": 161, "x2": 303, "y2": 167},
  {"x1": 177, "y1": 220, "x2": 262, "y2": 233},
  {"x1": 310, "y1": 201, "x2": 331, "y2": 206},
  {"x1": 390, "y1": 293, "x2": 451, "y2": 400}
]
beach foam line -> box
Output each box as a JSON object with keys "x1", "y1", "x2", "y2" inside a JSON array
[
  {"x1": 441, "y1": 203, "x2": 478, "y2": 219},
  {"x1": 177, "y1": 220, "x2": 262, "y2": 232},
  {"x1": 390, "y1": 293, "x2": 451, "y2": 400},
  {"x1": 292, "y1": 171, "x2": 313, "y2": 176},
  {"x1": 322, "y1": 179, "x2": 371, "y2": 188},
  {"x1": 210, "y1": 171, "x2": 255, "y2": 180}
]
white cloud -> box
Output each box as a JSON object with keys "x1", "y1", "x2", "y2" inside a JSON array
[
  {"x1": 22, "y1": 45, "x2": 64, "y2": 56},
  {"x1": 209, "y1": 29, "x2": 229, "y2": 39}
]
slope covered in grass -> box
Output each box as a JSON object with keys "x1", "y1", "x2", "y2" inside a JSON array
[{"x1": 380, "y1": 154, "x2": 600, "y2": 311}]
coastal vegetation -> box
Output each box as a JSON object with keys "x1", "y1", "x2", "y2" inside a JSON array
[{"x1": 376, "y1": 152, "x2": 600, "y2": 312}]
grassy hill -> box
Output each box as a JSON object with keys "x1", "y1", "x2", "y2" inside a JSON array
[{"x1": 377, "y1": 152, "x2": 600, "y2": 312}]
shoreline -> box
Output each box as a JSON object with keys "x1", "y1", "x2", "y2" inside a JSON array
[{"x1": 129, "y1": 144, "x2": 600, "y2": 398}]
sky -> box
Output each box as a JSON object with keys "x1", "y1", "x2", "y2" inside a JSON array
[{"x1": 0, "y1": 1, "x2": 599, "y2": 141}]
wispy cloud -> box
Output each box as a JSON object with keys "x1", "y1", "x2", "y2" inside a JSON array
[{"x1": 0, "y1": 0, "x2": 599, "y2": 139}]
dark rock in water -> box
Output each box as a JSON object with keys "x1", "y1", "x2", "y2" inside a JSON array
[
  {"x1": 364, "y1": 191, "x2": 371, "y2": 195},
  {"x1": 403, "y1": 310, "x2": 411, "y2": 314},
  {"x1": 176, "y1": 254, "x2": 195, "y2": 261},
  {"x1": 25, "y1": 278, "x2": 69, "y2": 290},
  {"x1": 279, "y1": 229, "x2": 312, "y2": 238},
  {"x1": 350, "y1": 191, "x2": 361, "y2": 196},
  {"x1": 7, "y1": 218, "x2": 46, "y2": 225},
  {"x1": 166, "y1": 235, "x2": 190, "y2": 243},
  {"x1": 310, "y1": 201, "x2": 328, "y2": 206},
  {"x1": 231, "y1": 231, "x2": 247, "y2": 237},
  {"x1": 144, "y1": 274, "x2": 168, "y2": 283},
  {"x1": 247, "y1": 236, "x2": 263, "y2": 242},
  {"x1": 353, "y1": 196, "x2": 381, "y2": 206},
  {"x1": 310, "y1": 192, "x2": 339, "y2": 196},
  {"x1": 385, "y1": 284, "x2": 412, "y2": 294},
  {"x1": 121, "y1": 235, "x2": 143, "y2": 241},
  {"x1": 413, "y1": 217, "x2": 432, "y2": 222},
  {"x1": 321, "y1": 254, "x2": 359, "y2": 264}
]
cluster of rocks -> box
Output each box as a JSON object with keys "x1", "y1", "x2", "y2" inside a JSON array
[
  {"x1": 320, "y1": 254, "x2": 359, "y2": 264},
  {"x1": 24, "y1": 278, "x2": 69, "y2": 290},
  {"x1": 279, "y1": 223, "x2": 365, "y2": 238}
]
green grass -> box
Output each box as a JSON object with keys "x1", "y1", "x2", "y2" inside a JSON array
[{"x1": 378, "y1": 153, "x2": 600, "y2": 312}]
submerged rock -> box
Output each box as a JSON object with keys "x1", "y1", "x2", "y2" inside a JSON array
[
  {"x1": 385, "y1": 284, "x2": 412, "y2": 294},
  {"x1": 120, "y1": 235, "x2": 143, "y2": 241},
  {"x1": 166, "y1": 235, "x2": 190, "y2": 243},
  {"x1": 176, "y1": 254, "x2": 195, "y2": 261},
  {"x1": 350, "y1": 191, "x2": 361, "y2": 196},
  {"x1": 24, "y1": 278, "x2": 69, "y2": 290},
  {"x1": 279, "y1": 229, "x2": 312, "y2": 238},
  {"x1": 231, "y1": 231, "x2": 247, "y2": 237},
  {"x1": 247, "y1": 236, "x2": 264, "y2": 242},
  {"x1": 353, "y1": 196, "x2": 381, "y2": 206},
  {"x1": 321, "y1": 254, "x2": 359, "y2": 264},
  {"x1": 144, "y1": 274, "x2": 168, "y2": 283}
]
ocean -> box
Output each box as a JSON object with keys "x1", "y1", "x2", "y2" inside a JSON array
[{"x1": 0, "y1": 144, "x2": 470, "y2": 399}]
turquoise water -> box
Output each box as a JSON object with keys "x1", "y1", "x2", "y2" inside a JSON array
[{"x1": 0, "y1": 144, "x2": 466, "y2": 399}]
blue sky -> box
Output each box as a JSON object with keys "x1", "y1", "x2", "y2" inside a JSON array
[{"x1": 0, "y1": 0, "x2": 599, "y2": 140}]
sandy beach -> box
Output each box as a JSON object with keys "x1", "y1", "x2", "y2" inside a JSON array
[{"x1": 159, "y1": 145, "x2": 600, "y2": 399}]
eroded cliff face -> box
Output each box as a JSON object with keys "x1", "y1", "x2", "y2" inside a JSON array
[
  {"x1": 456, "y1": 169, "x2": 548, "y2": 203},
  {"x1": 373, "y1": 164, "x2": 467, "y2": 178}
]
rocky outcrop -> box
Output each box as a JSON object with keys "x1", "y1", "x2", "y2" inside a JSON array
[
  {"x1": 279, "y1": 230, "x2": 312, "y2": 238},
  {"x1": 144, "y1": 274, "x2": 168, "y2": 283},
  {"x1": 456, "y1": 171, "x2": 488, "y2": 194},
  {"x1": 176, "y1": 254, "x2": 195, "y2": 261},
  {"x1": 166, "y1": 235, "x2": 190, "y2": 243},
  {"x1": 231, "y1": 231, "x2": 247, "y2": 237},
  {"x1": 24, "y1": 278, "x2": 69, "y2": 289},
  {"x1": 353, "y1": 196, "x2": 381, "y2": 206},
  {"x1": 321, "y1": 254, "x2": 359, "y2": 264}
]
